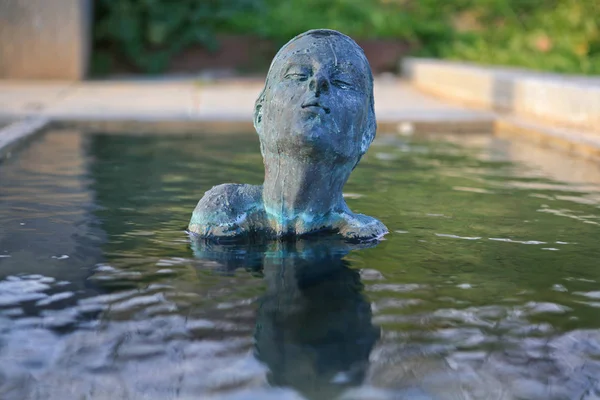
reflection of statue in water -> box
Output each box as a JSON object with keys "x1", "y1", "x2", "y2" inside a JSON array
[
  {"x1": 191, "y1": 237, "x2": 381, "y2": 400},
  {"x1": 188, "y1": 29, "x2": 387, "y2": 241}
]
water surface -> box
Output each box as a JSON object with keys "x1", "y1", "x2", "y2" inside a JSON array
[{"x1": 1, "y1": 129, "x2": 600, "y2": 399}]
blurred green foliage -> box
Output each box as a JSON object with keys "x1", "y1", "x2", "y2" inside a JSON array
[
  {"x1": 226, "y1": 0, "x2": 455, "y2": 45},
  {"x1": 93, "y1": 0, "x2": 600, "y2": 75},
  {"x1": 93, "y1": 0, "x2": 261, "y2": 73},
  {"x1": 445, "y1": 0, "x2": 600, "y2": 74}
]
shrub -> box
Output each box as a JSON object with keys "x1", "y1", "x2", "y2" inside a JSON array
[
  {"x1": 444, "y1": 0, "x2": 600, "y2": 75},
  {"x1": 93, "y1": 0, "x2": 262, "y2": 73}
]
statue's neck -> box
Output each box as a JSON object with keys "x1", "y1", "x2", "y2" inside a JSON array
[{"x1": 262, "y1": 153, "x2": 351, "y2": 233}]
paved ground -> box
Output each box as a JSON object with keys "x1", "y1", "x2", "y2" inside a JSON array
[
  {"x1": 0, "y1": 76, "x2": 494, "y2": 130},
  {"x1": 0, "y1": 74, "x2": 599, "y2": 162}
]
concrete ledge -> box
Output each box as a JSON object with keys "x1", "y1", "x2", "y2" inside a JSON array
[
  {"x1": 377, "y1": 118, "x2": 494, "y2": 135},
  {"x1": 402, "y1": 58, "x2": 600, "y2": 133},
  {"x1": 496, "y1": 116, "x2": 600, "y2": 162},
  {"x1": 53, "y1": 118, "x2": 494, "y2": 137},
  {"x1": 0, "y1": 118, "x2": 50, "y2": 160},
  {"x1": 53, "y1": 119, "x2": 256, "y2": 135}
]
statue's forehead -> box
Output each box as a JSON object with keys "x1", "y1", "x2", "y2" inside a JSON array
[{"x1": 272, "y1": 35, "x2": 368, "y2": 71}]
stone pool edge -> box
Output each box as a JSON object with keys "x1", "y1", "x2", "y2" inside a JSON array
[
  {"x1": 402, "y1": 58, "x2": 600, "y2": 161},
  {"x1": 0, "y1": 113, "x2": 495, "y2": 162},
  {"x1": 0, "y1": 117, "x2": 50, "y2": 161}
]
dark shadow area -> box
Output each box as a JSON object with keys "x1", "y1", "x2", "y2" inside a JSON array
[{"x1": 191, "y1": 237, "x2": 381, "y2": 400}]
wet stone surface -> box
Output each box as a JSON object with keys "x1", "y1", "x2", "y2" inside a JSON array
[{"x1": 1, "y1": 129, "x2": 600, "y2": 399}]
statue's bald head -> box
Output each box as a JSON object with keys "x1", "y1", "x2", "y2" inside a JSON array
[{"x1": 254, "y1": 29, "x2": 376, "y2": 167}]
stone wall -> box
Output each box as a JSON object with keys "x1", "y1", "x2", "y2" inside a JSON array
[
  {"x1": 402, "y1": 58, "x2": 600, "y2": 134},
  {"x1": 0, "y1": 0, "x2": 92, "y2": 80}
]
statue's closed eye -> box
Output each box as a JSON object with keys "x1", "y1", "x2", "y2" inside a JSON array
[
  {"x1": 284, "y1": 65, "x2": 311, "y2": 81},
  {"x1": 333, "y1": 79, "x2": 352, "y2": 89},
  {"x1": 285, "y1": 72, "x2": 309, "y2": 81}
]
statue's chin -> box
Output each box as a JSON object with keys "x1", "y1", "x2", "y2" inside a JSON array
[
  {"x1": 263, "y1": 138, "x2": 356, "y2": 165},
  {"x1": 260, "y1": 123, "x2": 353, "y2": 162}
]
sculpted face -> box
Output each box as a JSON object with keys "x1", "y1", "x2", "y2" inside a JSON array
[{"x1": 255, "y1": 31, "x2": 376, "y2": 165}]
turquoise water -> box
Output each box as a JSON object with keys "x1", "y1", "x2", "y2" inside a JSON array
[{"x1": 1, "y1": 129, "x2": 600, "y2": 399}]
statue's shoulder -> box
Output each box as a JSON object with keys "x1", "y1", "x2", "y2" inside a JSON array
[
  {"x1": 188, "y1": 184, "x2": 263, "y2": 238},
  {"x1": 195, "y1": 183, "x2": 262, "y2": 212},
  {"x1": 338, "y1": 212, "x2": 388, "y2": 241}
]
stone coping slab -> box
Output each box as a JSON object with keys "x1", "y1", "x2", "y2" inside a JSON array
[
  {"x1": 0, "y1": 117, "x2": 50, "y2": 160},
  {"x1": 496, "y1": 116, "x2": 600, "y2": 162},
  {"x1": 402, "y1": 58, "x2": 600, "y2": 133}
]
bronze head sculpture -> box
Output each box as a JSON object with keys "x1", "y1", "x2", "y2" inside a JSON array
[{"x1": 188, "y1": 29, "x2": 388, "y2": 241}]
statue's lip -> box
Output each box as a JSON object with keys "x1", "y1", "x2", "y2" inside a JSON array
[{"x1": 301, "y1": 101, "x2": 331, "y2": 114}]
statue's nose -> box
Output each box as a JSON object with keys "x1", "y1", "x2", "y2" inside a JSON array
[{"x1": 309, "y1": 73, "x2": 329, "y2": 97}]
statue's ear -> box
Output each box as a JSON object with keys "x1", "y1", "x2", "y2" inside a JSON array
[
  {"x1": 253, "y1": 98, "x2": 264, "y2": 134},
  {"x1": 360, "y1": 107, "x2": 377, "y2": 155},
  {"x1": 353, "y1": 110, "x2": 377, "y2": 171}
]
